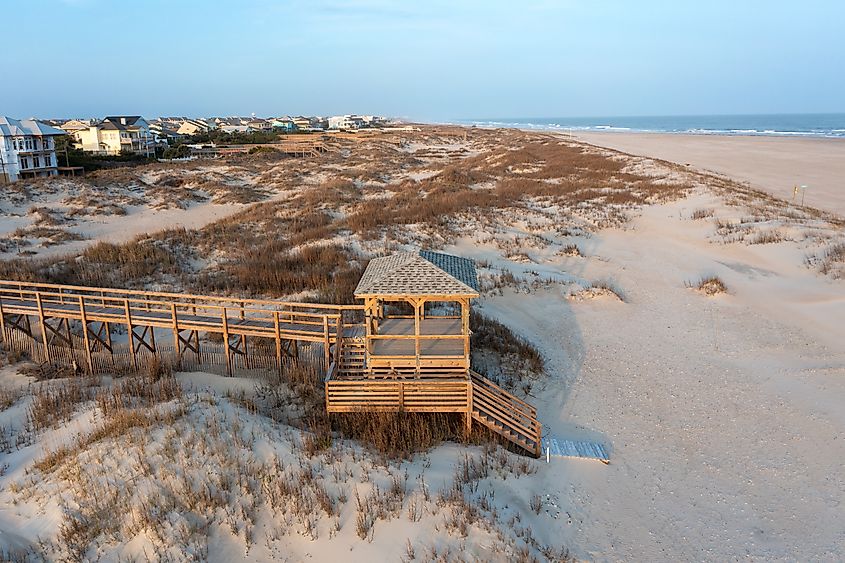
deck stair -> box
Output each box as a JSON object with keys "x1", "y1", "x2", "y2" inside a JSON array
[
  {"x1": 470, "y1": 371, "x2": 542, "y2": 457},
  {"x1": 335, "y1": 331, "x2": 367, "y2": 375}
]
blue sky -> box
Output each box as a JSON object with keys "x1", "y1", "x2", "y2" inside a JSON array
[{"x1": 3, "y1": 0, "x2": 843, "y2": 120}]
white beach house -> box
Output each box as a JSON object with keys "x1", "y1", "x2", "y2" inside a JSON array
[
  {"x1": 73, "y1": 116, "x2": 154, "y2": 156},
  {"x1": 0, "y1": 117, "x2": 66, "y2": 183}
]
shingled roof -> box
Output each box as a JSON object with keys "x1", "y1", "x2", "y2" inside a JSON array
[
  {"x1": 0, "y1": 117, "x2": 66, "y2": 137},
  {"x1": 354, "y1": 251, "x2": 479, "y2": 298}
]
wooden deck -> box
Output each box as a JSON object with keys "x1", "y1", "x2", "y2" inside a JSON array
[{"x1": 324, "y1": 368, "x2": 542, "y2": 456}]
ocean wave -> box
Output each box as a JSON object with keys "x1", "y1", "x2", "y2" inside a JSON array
[{"x1": 452, "y1": 117, "x2": 845, "y2": 138}]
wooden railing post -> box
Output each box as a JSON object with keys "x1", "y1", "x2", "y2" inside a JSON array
[
  {"x1": 124, "y1": 299, "x2": 137, "y2": 371},
  {"x1": 78, "y1": 295, "x2": 94, "y2": 374},
  {"x1": 221, "y1": 307, "x2": 232, "y2": 376},
  {"x1": 273, "y1": 311, "x2": 282, "y2": 374},
  {"x1": 323, "y1": 315, "x2": 330, "y2": 372},
  {"x1": 466, "y1": 380, "x2": 473, "y2": 435},
  {"x1": 0, "y1": 293, "x2": 6, "y2": 344},
  {"x1": 398, "y1": 380, "x2": 404, "y2": 411},
  {"x1": 36, "y1": 293, "x2": 50, "y2": 365},
  {"x1": 414, "y1": 299, "x2": 422, "y2": 378},
  {"x1": 171, "y1": 303, "x2": 181, "y2": 370},
  {"x1": 334, "y1": 315, "x2": 343, "y2": 368}
]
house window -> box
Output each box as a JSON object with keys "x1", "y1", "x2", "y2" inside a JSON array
[
  {"x1": 34, "y1": 156, "x2": 41, "y2": 168},
  {"x1": 21, "y1": 157, "x2": 29, "y2": 169},
  {"x1": 25, "y1": 138, "x2": 32, "y2": 150}
]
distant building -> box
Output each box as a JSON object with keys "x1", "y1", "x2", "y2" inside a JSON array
[
  {"x1": 0, "y1": 117, "x2": 65, "y2": 183},
  {"x1": 291, "y1": 116, "x2": 313, "y2": 130},
  {"x1": 148, "y1": 121, "x2": 182, "y2": 146},
  {"x1": 328, "y1": 115, "x2": 366, "y2": 130},
  {"x1": 219, "y1": 124, "x2": 252, "y2": 134},
  {"x1": 58, "y1": 119, "x2": 93, "y2": 134},
  {"x1": 73, "y1": 116, "x2": 154, "y2": 156},
  {"x1": 246, "y1": 119, "x2": 272, "y2": 132},
  {"x1": 176, "y1": 119, "x2": 213, "y2": 136},
  {"x1": 271, "y1": 117, "x2": 296, "y2": 131}
]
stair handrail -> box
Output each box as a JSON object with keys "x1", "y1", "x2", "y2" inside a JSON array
[{"x1": 469, "y1": 370, "x2": 537, "y2": 415}]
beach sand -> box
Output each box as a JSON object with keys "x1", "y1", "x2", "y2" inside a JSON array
[{"x1": 574, "y1": 132, "x2": 845, "y2": 217}]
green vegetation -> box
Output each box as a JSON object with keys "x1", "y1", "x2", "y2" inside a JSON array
[
  {"x1": 186, "y1": 129, "x2": 281, "y2": 145},
  {"x1": 161, "y1": 144, "x2": 191, "y2": 159},
  {"x1": 53, "y1": 135, "x2": 153, "y2": 171}
]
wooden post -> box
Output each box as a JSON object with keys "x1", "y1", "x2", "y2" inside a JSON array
[
  {"x1": 398, "y1": 380, "x2": 404, "y2": 411},
  {"x1": 241, "y1": 335, "x2": 250, "y2": 369},
  {"x1": 274, "y1": 311, "x2": 282, "y2": 374},
  {"x1": 221, "y1": 307, "x2": 232, "y2": 376},
  {"x1": 334, "y1": 315, "x2": 343, "y2": 368},
  {"x1": 461, "y1": 298, "x2": 470, "y2": 369},
  {"x1": 78, "y1": 295, "x2": 94, "y2": 374},
  {"x1": 323, "y1": 315, "x2": 331, "y2": 372},
  {"x1": 0, "y1": 294, "x2": 6, "y2": 344},
  {"x1": 104, "y1": 321, "x2": 114, "y2": 368},
  {"x1": 466, "y1": 380, "x2": 473, "y2": 435},
  {"x1": 171, "y1": 303, "x2": 181, "y2": 369},
  {"x1": 124, "y1": 299, "x2": 137, "y2": 371},
  {"x1": 36, "y1": 293, "x2": 50, "y2": 364},
  {"x1": 413, "y1": 298, "x2": 421, "y2": 378}
]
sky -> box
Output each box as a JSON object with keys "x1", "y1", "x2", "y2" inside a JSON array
[{"x1": 2, "y1": 0, "x2": 844, "y2": 120}]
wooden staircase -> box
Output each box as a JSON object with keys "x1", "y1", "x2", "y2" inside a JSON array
[
  {"x1": 470, "y1": 371, "x2": 542, "y2": 457},
  {"x1": 335, "y1": 335, "x2": 367, "y2": 375}
]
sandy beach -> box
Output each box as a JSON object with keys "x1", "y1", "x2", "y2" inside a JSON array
[{"x1": 574, "y1": 132, "x2": 845, "y2": 218}]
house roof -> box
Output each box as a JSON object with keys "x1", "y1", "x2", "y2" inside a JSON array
[
  {"x1": 104, "y1": 116, "x2": 144, "y2": 126},
  {"x1": 354, "y1": 251, "x2": 479, "y2": 298},
  {"x1": 0, "y1": 117, "x2": 66, "y2": 137}
]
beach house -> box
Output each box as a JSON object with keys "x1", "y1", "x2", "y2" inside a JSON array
[
  {"x1": 73, "y1": 116, "x2": 154, "y2": 156},
  {"x1": 0, "y1": 117, "x2": 65, "y2": 183}
]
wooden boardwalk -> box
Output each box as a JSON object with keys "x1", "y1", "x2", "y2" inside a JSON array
[
  {"x1": 0, "y1": 280, "x2": 363, "y2": 375},
  {"x1": 0, "y1": 276, "x2": 543, "y2": 457}
]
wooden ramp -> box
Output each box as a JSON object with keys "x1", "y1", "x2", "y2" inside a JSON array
[{"x1": 544, "y1": 437, "x2": 610, "y2": 464}]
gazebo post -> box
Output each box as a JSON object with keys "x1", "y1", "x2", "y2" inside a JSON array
[
  {"x1": 413, "y1": 297, "x2": 422, "y2": 377},
  {"x1": 461, "y1": 297, "x2": 470, "y2": 372}
]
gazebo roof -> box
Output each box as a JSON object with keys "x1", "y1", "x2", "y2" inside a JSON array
[{"x1": 354, "y1": 251, "x2": 479, "y2": 298}]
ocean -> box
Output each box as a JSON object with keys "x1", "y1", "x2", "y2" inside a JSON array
[{"x1": 456, "y1": 114, "x2": 845, "y2": 138}]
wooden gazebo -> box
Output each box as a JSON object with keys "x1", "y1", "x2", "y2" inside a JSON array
[
  {"x1": 350, "y1": 250, "x2": 479, "y2": 378},
  {"x1": 324, "y1": 250, "x2": 542, "y2": 455}
]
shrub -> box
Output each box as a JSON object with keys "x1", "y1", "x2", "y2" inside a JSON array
[{"x1": 687, "y1": 275, "x2": 728, "y2": 295}]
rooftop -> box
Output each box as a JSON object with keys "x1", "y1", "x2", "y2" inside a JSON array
[
  {"x1": 354, "y1": 251, "x2": 479, "y2": 298},
  {"x1": 0, "y1": 117, "x2": 66, "y2": 137}
]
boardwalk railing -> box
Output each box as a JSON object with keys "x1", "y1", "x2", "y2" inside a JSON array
[
  {"x1": 0, "y1": 280, "x2": 363, "y2": 376},
  {"x1": 325, "y1": 368, "x2": 469, "y2": 413}
]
